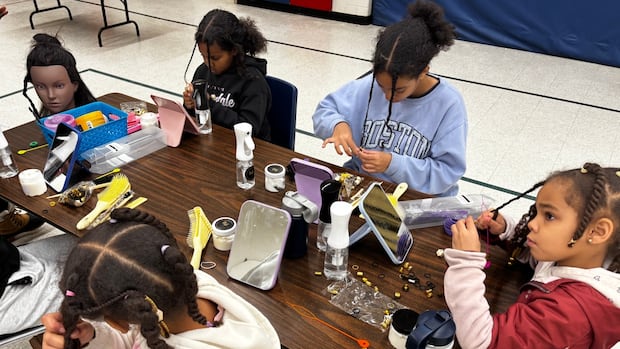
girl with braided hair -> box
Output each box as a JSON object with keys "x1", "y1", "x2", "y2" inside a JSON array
[
  {"x1": 445, "y1": 162, "x2": 620, "y2": 348},
  {"x1": 313, "y1": 0, "x2": 467, "y2": 196},
  {"x1": 40, "y1": 208, "x2": 279, "y2": 349},
  {"x1": 182, "y1": 9, "x2": 271, "y2": 141}
]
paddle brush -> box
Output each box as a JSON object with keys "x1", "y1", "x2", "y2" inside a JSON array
[
  {"x1": 76, "y1": 174, "x2": 130, "y2": 230},
  {"x1": 187, "y1": 206, "x2": 213, "y2": 269}
]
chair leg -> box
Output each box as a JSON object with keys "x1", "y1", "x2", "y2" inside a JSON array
[
  {"x1": 97, "y1": 0, "x2": 140, "y2": 47},
  {"x1": 30, "y1": 0, "x2": 73, "y2": 30}
]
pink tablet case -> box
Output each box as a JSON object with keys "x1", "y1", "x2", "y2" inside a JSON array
[{"x1": 151, "y1": 95, "x2": 201, "y2": 147}]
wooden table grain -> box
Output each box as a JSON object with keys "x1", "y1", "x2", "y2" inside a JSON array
[{"x1": 0, "y1": 93, "x2": 529, "y2": 348}]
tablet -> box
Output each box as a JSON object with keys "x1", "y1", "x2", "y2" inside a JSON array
[
  {"x1": 151, "y1": 94, "x2": 201, "y2": 147},
  {"x1": 227, "y1": 200, "x2": 291, "y2": 290},
  {"x1": 353, "y1": 182, "x2": 414, "y2": 264},
  {"x1": 42, "y1": 123, "x2": 82, "y2": 192}
]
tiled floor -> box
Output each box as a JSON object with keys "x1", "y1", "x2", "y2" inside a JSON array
[{"x1": 1, "y1": 0, "x2": 619, "y2": 346}]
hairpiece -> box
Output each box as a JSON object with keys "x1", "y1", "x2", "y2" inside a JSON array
[
  {"x1": 161, "y1": 245, "x2": 170, "y2": 255},
  {"x1": 568, "y1": 238, "x2": 577, "y2": 248},
  {"x1": 144, "y1": 295, "x2": 170, "y2": 338},
  {"x1": 65, "y1": 290, "x2": 76, "y2": 297}
]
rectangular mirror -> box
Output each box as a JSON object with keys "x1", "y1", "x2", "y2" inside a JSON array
[
  {"x1": 355, "y1": 182, "x2": 414, "y2": 264},
  {"x1": 43, "y1": 123, "x2": 82, "y2": 192},
  {"x1": 227, "y1": 200, "x2": 291, "y2": 290}
]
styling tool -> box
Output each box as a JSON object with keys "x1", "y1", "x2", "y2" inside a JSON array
[
  {"x1": 287, "y1": 302, "x2": 370, "y2": 349},
  {"x1": 124, "y1": 196, "x2": 147, "y2": 209},
  {"x1": 187, "y1": 206, "x2": 213, "y2": 269},
  {"x1": 388, "y1": 182, "x2": 408, "y2": 219},
  {"x1": 17, "y1": 143, "x2": 48, "y2": 155},
  {"x1": 76, "y1": 173, "x2": 130, "y2": 230},
  {"x1": 88, "y1": 190, "x2": 135, "y2": 229}
]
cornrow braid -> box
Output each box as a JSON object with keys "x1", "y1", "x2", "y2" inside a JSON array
[
  {"x1": 58, "y1": 208, "x2": 209, "y2": 349},
  {"x1": 570, "y1": 163, "x2": 607, "y2": 244}
]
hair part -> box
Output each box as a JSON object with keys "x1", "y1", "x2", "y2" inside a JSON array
[
  {"x1": 496, "y1": 163, "x2": 620, "y2": 273},
  {"x1": 22, "y1": 33, "x2": 96, "y2": 119},
  {"x1": 372, "y1": 0, "x2": 455, "y2": 79},
  {"x1": 58, "y1": 209, "x2": 208, "y2": 349}
]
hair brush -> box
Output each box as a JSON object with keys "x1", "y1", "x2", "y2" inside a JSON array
[
  {"x1": 76, "y1": 173, "x2": 130, "y2": 230},
  {"x1": 187, "y1": 206, "x2": 213, "y2": 269}
]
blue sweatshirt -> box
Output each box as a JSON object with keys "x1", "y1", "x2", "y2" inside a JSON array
[{"x1": 313, "y1": 74, "x2": 467, "y2": 196}]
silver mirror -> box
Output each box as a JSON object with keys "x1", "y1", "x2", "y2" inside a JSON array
[
  {"x1": 350, "y1": 182, "x2": 414, "y2": 264},
  {"x1": 43, "y1": 123, "x2": 82, "y2": 192},
  {"x1": 226, "y1": 200, "x2": 291, "y2": 290}
]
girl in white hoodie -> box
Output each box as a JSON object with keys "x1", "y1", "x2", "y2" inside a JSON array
[{"x1": 40, "y1": 208, "x2": 280, "y2": 349}]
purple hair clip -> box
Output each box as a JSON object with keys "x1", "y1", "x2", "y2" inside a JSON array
[{"x1": 66, "y1": 290, "x2": 76, "y2": 297}]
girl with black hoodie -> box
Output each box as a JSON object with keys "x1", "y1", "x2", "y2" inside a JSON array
[{"x1": 183, "y1": 9, "x2": 271, "y2": 141}]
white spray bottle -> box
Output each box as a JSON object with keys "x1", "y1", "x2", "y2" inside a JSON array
[{"x1": 234, "y1": 122, "x2": 255, "y2": 189}]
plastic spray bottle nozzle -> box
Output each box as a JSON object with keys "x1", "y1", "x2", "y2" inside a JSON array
[{"x1": 234, "y1": 122, "x2": 254, "y2": 161}]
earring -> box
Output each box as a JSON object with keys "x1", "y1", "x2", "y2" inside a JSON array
[
  {"x1": 568, "y1": 238, "x2": 577, "y2": 247},
  {"x1": 588, "y1": 238, "x2": 593, "y2": 244}
]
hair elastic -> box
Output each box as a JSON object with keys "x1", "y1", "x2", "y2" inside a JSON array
[
  {"x1": 160, "y1": 245, "x2": 170, "y2": 255},
  {"x1": 200, "y1": 261, "x2": 216, "y2": 271},
  {"x1": 66, "y1": 290, "x2": 75, "y2": 297}
]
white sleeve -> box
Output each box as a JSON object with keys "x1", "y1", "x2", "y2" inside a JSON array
[
  {"x1": 443, "y1": 248, "x2": 493, "y2": 349},
  {"x1": 86, "y1": 321, "x2": 144, "y2": 348}
]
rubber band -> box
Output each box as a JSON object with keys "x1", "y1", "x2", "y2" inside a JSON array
[
  {"x1": 160, "y1": 245, "x2": 170, "y2": 255},
  {"x1": 200, "y1": 261, "x2": 217, "y2": 270},
  {"x1": 65, "y1": 290, "x2": 75, "y2": 297}
]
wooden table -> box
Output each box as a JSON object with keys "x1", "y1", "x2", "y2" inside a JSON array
[{"x1": 0, "y1": 93, "x2": 529, "y2": 348}]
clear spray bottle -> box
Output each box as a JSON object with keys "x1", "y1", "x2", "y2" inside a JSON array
[
  {"x1": 234, "y1": 122, "x2": 255, "y2": 189},
  {"x1": 324, "y1": 201, "x2": 352, "y2": 280},
  {"x1": 0, "y1": 127, "x2": 18, "y2": 179}
]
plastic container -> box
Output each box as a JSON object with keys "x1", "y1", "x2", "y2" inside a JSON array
[
  {"x1": 264, "y1": 163, "x2": 285, "y2": 192},
  {"x1": 37, "y1": 102, "x2": 128, "y2": 158},
  {"x1": 324, "y1": 201, "x2": 352, "y2": 280},
  {"x1": 0, "y1": 128, "x2": 18, "y2": 178},
  {"x1": 399, "y1": 194, "x2": 495, "y2": 229},
  {"x1": 212, "y1": 217, "x2": 236, "y2": 251},
  {"x1": 79, "y1": 127, "x2": 167, "y2": 174},
  {"x1": 389, "y1": 309, "x2": 419, "y2": 349}
]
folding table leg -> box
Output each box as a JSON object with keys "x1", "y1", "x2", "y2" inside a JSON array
[
  {"x1": 29, "y1": 0, "x2": 72, "y2": 29},
  {"x1": 97, "y1": 0, "x2": 140, "y2": 47}
]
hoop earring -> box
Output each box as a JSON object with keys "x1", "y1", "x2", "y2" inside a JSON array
[{"x1": 567, "y1": 238, "x2": 577, "y2": 248}]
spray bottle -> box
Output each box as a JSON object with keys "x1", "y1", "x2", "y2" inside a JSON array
[
  {"x1": 234, "y1": 122, "x2": 255, "y2": 189},
  {"x1": 323, "y1": 201, "x2": 352, "y2": 280}
]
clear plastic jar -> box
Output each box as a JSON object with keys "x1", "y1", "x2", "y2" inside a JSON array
[{"x1": 212, "y1": 217, "x2": 236, "y2": 251}]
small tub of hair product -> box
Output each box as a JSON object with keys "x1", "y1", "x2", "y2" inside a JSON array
[
  {"x1": 264, "y1": 163, "x2": 286, "y2": 192},
  {"x1": 212, "y1": 217, "x2": 236, "y2": 251},
  {"x1": 388, "y1": 308, "x2": 418, "y2": 349},
  {"x1": 140, "y1": 112, "x2": 159, "y2": 129}
]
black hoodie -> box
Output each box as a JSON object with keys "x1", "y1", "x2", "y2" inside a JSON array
[{"x1": 190, "y1": 55, "x2": 272, "y2": 141}]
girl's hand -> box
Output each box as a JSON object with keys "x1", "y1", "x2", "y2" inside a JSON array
[
  {"x1": 41, "y1": 312, "x2": 95, "y2": 349},
  {"x1": 357, "y1": 148, "x2": 391, "y2": 173},
  {"x1": 183, "y1": 83, "x2": 194, "y2": 109},
  {"x1": 451, "y1": 216, "x2": 481, "y2": 252},
  {"x1": 475, "y1": 210, "x2": 507, "y2": 235},
  {"x1": 322, "y1": 122, "x2": 360, "y2": 157}
]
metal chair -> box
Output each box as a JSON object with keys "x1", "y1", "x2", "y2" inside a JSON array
[{"x1": 265, "y1": 76, "x2": 298, "y2": 150}]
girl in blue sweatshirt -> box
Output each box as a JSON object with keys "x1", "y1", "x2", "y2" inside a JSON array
[{"x1": 313, "y1": 1, "x2": 467, "y2": 196}]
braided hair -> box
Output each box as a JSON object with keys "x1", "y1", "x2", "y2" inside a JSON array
[
  {"x1": 59, "y1": 208, "x2": 207, "y2": 349},
  {"x1": 362, "y1": 0, "x2": 456, "y2": 148},
  {"x1": 194, "y1": 9, "x2": 267, "y2": 76},
  {"x1": 494, "y1": 162, "x2": 620, "y2": 272},
  {"x1": 22, "y1": 33, "x2": 96, "y2": 119}
]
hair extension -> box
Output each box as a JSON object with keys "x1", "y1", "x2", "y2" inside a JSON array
[
  {"x1": 58, "y1": 208, "x2": 208, "y2": 349},
  {"x1": 195, "y1": 9, "x2": 266, "y2": 76},
  {"x1": 22, "y1": 33, "x2": 96, "y2": 119},
  {"x1": 372, "y1": 0, "x2": 455, "y2": 79}
]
